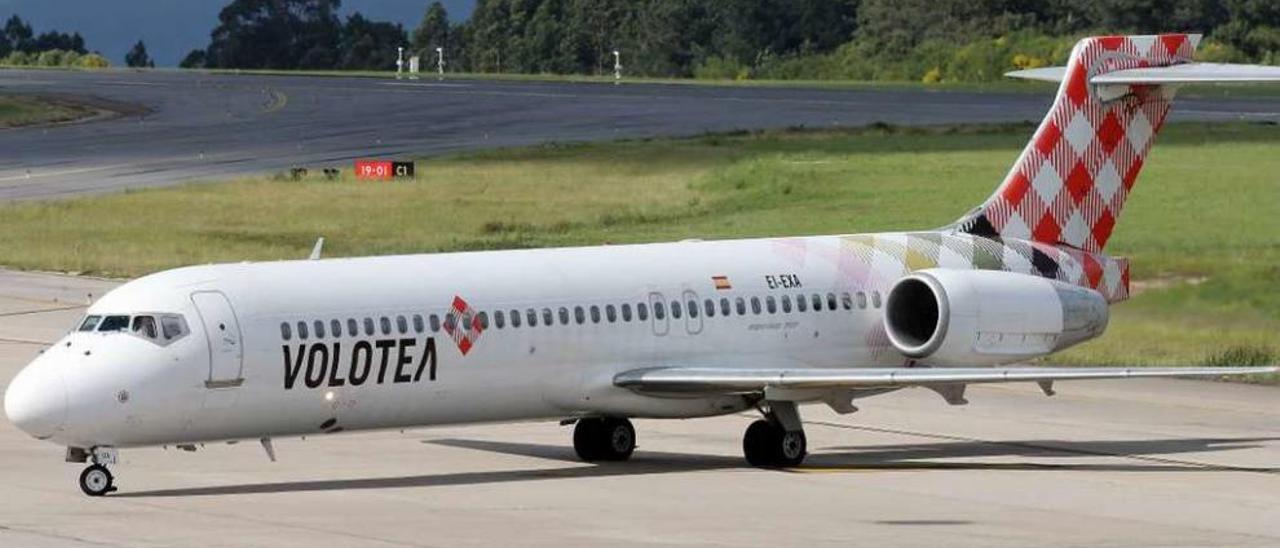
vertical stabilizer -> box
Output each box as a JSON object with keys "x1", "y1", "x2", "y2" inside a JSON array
[{"x1": 955, "y1": 34, "x2": 1202, "y2": 252}]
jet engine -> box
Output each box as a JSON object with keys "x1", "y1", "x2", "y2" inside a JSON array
[{"x1": 883, "y1": 269, "x2": 1108, "y2": 366}]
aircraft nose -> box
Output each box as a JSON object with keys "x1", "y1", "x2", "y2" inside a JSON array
[{"x1": 4, "y1": 361, "x2": 68, "y2": 440}]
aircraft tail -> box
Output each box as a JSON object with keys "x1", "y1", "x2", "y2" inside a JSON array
[{"x1": 954, "y1": 34, "x2": 1280, "y2": 253}]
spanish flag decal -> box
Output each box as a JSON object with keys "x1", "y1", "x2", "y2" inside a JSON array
[{"x1": 712, "y1": 275, "x2": 732, "y2": 290}]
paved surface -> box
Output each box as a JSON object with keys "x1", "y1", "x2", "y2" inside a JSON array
[
  {"x1": 3, "y1": 69, "x2": 1280, "y2": 201},
  {"x1": 1, "y1": 269, "x2": 1277, "y2": 547}
]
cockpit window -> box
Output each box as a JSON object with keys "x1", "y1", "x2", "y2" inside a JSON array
[
  {"x1": 160, "y1": 315, "x2": 189, "y2": 341},
  {"x1": 132, "y1": 316, "x2": 159, "y2": 340},
  {"x1": 79, "y1": 315, "x2": 102, "y2": 332},
  {"x1": 98, "y1": 315, "x2": 130, "y2": 332}
]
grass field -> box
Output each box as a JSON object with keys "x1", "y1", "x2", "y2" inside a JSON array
[
  {"x1": 0, "y1": 122, "x2": 1275, "y2": 377},
  {"x1": 0, "y1": 93, "x2": 93, "y2": 128}
]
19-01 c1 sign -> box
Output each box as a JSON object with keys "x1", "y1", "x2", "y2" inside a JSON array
[{"x1": 354, "y1": 159, "x2": 415, "y2": 181}]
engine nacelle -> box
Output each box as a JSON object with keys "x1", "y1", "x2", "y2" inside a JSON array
[{"x1": 883, "y1": 269, "x2": 1108, "y2": 366}]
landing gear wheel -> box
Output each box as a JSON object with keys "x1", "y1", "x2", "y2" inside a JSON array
[
  {"x1": 742, "y1": 419, "x2": 807, "y2": 468},
  {"x1": 573, "y1": 417, "x2": 636, "y2": 462},
  {"x1": 79, "y1": 464, "x2": 116, "y2": 497}
]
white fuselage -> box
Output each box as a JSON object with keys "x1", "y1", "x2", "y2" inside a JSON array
[{"x1": 21, "y1": 234, "x2": 919, "y2": 449}]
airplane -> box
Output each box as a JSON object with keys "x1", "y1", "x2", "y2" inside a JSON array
[{"x1": 5, "y1": 33, "x2": 1280, "y2": 497}]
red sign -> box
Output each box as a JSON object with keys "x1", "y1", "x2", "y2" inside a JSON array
[
  {"x1": 354, "y1": 160, "x2": 394, "y2": 181},
  {"x1": 354, "y1": 160, "x2": 416, "y2": 181}
]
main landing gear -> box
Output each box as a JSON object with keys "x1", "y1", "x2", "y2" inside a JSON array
[
  {"x1": 573, "y1": 417, "x2": 636, "y2": 462},
  {"x1": 742, "y1": 401, "x2": 807, "y2": 468}
]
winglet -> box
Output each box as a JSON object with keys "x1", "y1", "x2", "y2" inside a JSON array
[{"x1": 309, "y1": 237, "x2": 325, "y2": 260}]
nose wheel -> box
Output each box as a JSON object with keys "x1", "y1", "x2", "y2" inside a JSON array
[
  {"x1": 79, "y1": 464, "x2": 117, "y2": 497},
  {"x1": 573, "y1": 417, "x2": 636, "y2": 462}
]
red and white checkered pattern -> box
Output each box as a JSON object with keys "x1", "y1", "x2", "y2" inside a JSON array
[
  {"x1": 443, "y1": 295, "x2": 483, "y2": 356},
  {"x1": 960, "y1": 34, "x2": 1200, "y2": 253}
]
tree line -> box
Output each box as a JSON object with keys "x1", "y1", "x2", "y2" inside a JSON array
[
  {"x1": 0, "y1": 14, "x2": 112, "y2": 68},
  {"x1": 165, "y1": 0, "x2": 1280, "y2": 81}
]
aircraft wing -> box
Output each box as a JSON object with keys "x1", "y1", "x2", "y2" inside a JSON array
[{"x1": 614, "y1": 366, "x2": 1276, "y2": 395}]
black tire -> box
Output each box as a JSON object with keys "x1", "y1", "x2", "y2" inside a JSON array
[
  {"x1": 79, "y1": 464, "x2": 114, "y2": 497},
  {"x1": 573, "y1": 418, "x2": 636, "y2": 462},
  {"x1": 742, "y1": 419, "x2": 807, "y2": 468}
]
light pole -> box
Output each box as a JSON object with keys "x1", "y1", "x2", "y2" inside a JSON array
[
  {"x1": 613, "y1": 50, "x2": 622, "y2": 84},
  {"x1": 436, "y1": 47, "x2": 445, "y2": 80},
  {"x1": 396, "y1": 46, "x2": 404, "y2": 79}
]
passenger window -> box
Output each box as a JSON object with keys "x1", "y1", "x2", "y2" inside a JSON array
[
  {"x1": 314, "y1": 320, "x2": 325, "y2": 339},
  {"x1": 348, "y1": 318, "x2": 359, "y2": 336},
  {"x1": 812, "y1": 294, "x2": 823, "y2": 311},
  {"x1": 396, "y1": 315, "x2": 409, "y2": 334},
  {"x1": 476, "y1": 312, "x2": 488, "y2": 329},
  {"x1": 637, "y1": 303, "x2": 648, "y2": 321},
  {"x1": 131, "y1": 316, "x2": 159, "y2": 340},
  {"x1": 621, "y1": 303, "x2": 632, "y2": 322},
  {"x1": 462, "y1": 316, "x2": 472, "y2": 331},
  {"x1": 443, "y1": 314, "x2": 456, "y2": 332},
  {"x1": 161, "y1": 315, "x2": 188, "y2": 341},
  {"x1": 704, "y1": 299, "x2": 714, "y2": 317},
  {"x1": 606, "y1": 304, "x2": 617, "y2": 323},
  {"x1": 827, "y1": 293, "x2": 838, "y2": 310},
  {"x1": 687, "y1": 300, "x2": 698, "y2": 318},
  {"x1": 668, "y1": 301, "x2": 680, "y2": 320},
  {"x1": 413, "y1": 314, "x2": 425, "y2": 333},
  {"x1": 872, "y1": 291, "x2": 882, "y2": 308},
  {"x1": 544, "y1": 308, "x2": 554, "y2": 326},
  {"x1": 720, "y1": 298, "x2": 730, "y2": 316},
  {"x1": 589, "y1": 306, "x2": 601, "y2": 323},
  {"x1": 735, "y1": 297, "x2": 746, "y2": 316},
  {"x1": 574, "y1": 306, "x2": 585, "y2": 325},
  {"x1": 796, "y1": 294, "x2": 807, "y2": 312},
  {"x1": 79, "y1": 315, "x2": 102, "y2": 332},
  {"x1": 364, "y1": 318, "x2": 375, "y2": 336},
  {"x1": 654, "y1": 302, "x2": 666, "y2": 320},
  {"x1": 380, "y1": 317, "x2": 391, "y2": 335},
  {"x1": 331, "y1": 319, "x2": 342, "y2": 338},
  {"x1": 526, "y1": 309, "x2": 537, "y2": 327},
  {"x1": 558, "y1": 307, "x2": 570, "y2": 325},
  {"x1": 841, "y1": 293, "x2": 853, "y2": 310},
  {"x1": 495, "y1": 311, "x2": 505, "y2": 329},
  {"x1": 751, "y1": 297, "x2": 762, "y2": 315},
  {"x1": 766, "y1": 296, "x2": 777, "y2": 314},
  {"x1": 280, "y1": 322, "x2": 292, "y2": 341},
  {"x1": 510, "y1": 310, "x2": 522, "y2": 328},
  {"x1": 99, "y1": 315, "x2": 130, "y2": 332},
  {"x1": 781, "y1": 295, "x2": 792, "y2": 313},
  {"x1": 430, "y1": 314, "x2": 441, "y2": 332},
  {"x1": 298, "y1": 321, "x2": 309, "y2": 340},
  {"x1": 857, "y1": 292, "x2": 867, "y2": 309}
]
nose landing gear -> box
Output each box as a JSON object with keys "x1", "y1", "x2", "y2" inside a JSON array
[
  {"x1": 73, "y1": 446, "x2": 119, "y2": 496},
  {"x1": 79, "y1": 464, "x2": 116, "y2": 497}
]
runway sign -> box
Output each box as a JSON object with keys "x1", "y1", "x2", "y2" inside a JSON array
[{"x1": 355, "y1": 160, "x2": 415, "y2": 181}]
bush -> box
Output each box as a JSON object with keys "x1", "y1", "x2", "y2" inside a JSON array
[
  {"x1": 77, "y1": 53, "x2": 110, "y2": 68},
  {"x1": 2, "y1": 51, "x2": 33, "y2": 66},
  {"x1": 36, "y1": 49, "x2": 66, "y2": 67},
  {"x1": 693, "y1": 55, "x2": 749, "y2": 80}
]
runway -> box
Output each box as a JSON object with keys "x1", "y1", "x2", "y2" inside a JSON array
[
  {"x1": 1, "y1": 269, "x2": 1276, "y2": 547},
  {"x1": 2, "y1": 69, "x2": 1280, "y2": 201}
]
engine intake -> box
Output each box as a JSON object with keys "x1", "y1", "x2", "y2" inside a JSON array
[{"x1": 883, "y1": 269, "x2": 1108, "y2": 366}]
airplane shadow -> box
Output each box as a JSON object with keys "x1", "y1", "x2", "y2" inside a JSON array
[{"x1": 116, "y1": 435, "x2": 1278, "y2": 498}]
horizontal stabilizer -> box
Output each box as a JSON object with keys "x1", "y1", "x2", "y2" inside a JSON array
[
  {"x1": 1006, "y1": 62, "x2": 1280, "y2": 84},
  {"x1": 615, "y1": 366, "x2": 1276, "y2": 394}
]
